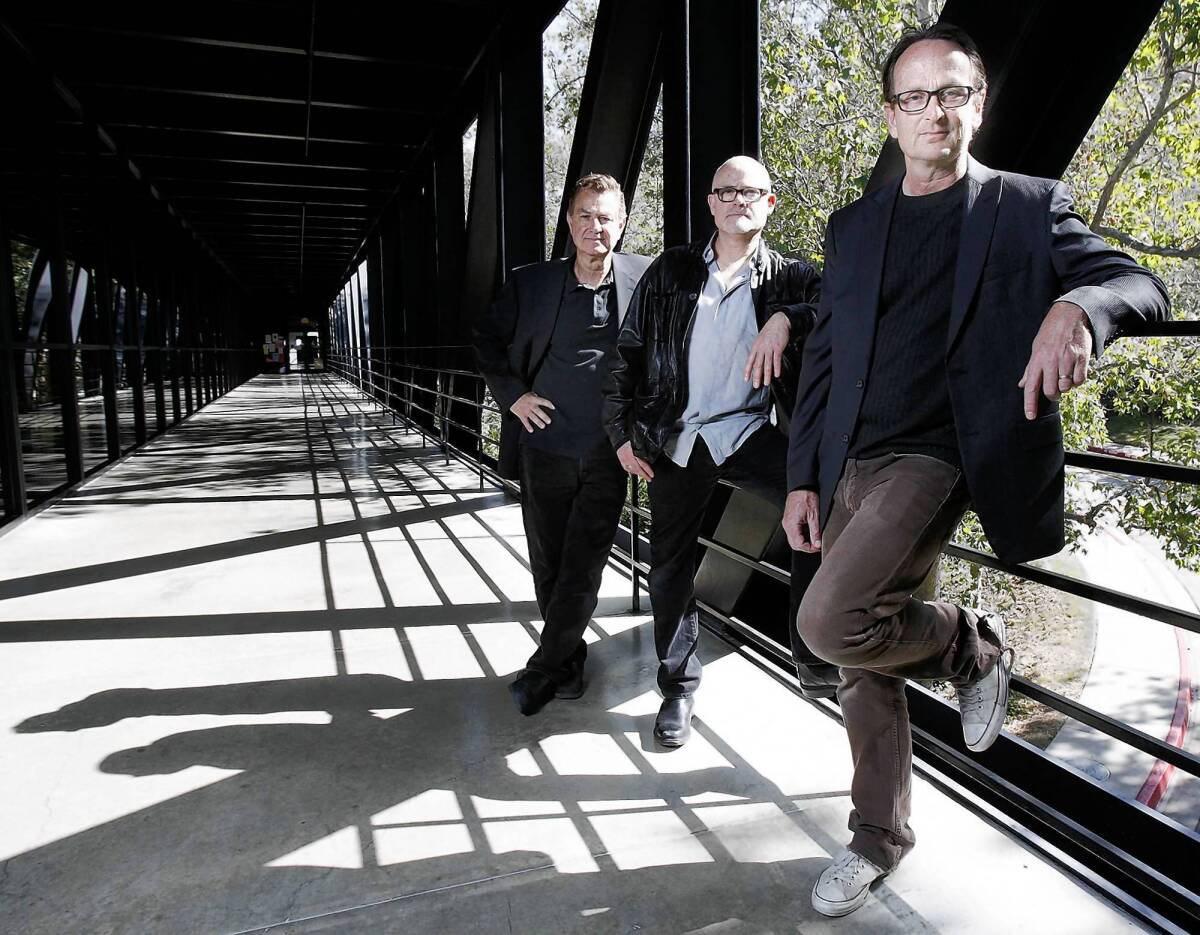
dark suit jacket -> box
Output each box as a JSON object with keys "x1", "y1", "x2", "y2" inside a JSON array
[
  {"x1": 473, "y1": 252, "x2": 653, "y2": 479},
  {"x1": 787, "y1": 158, "x2": 1170, "y2": 564}
]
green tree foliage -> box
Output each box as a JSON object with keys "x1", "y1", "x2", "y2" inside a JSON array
[
  {"x1": 760, "y1": 0, "x2": 939, "y2": 262},
  {"x1": 9, "y1": 240, "x2": 36, "y2": 332},
  {"x1": 1060, "y1": 0, "x2": 1200, "y2": 571},
  {"x1": 759, "y1": 0, "x2": 1200, "y2": 573}
]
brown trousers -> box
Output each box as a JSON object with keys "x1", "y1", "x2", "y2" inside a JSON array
[{"x1": 796, "y1": 453, "x2": 1003, "y2": 870}]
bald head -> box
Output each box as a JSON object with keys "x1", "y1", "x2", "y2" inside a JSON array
[
  {"x1": 707, "y1": 155, "x2": 776, "y2": 240},
  {"x1": 711, "y1": 155, "x2": 772, "y2": 190}
]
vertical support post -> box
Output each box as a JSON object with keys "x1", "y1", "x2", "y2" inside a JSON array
[
  {"x1": 127, "y1": 238, "x2": 147, "y2": 443},
  {"x1": 662, "y1": 0, "x2": 759, "y2": 245},
  {"x1": 150, "y1": 267, "x2": 167, "y2": 434},
  {"x1": 0, "y1": 204, "x2": 28, "y2": 517},
  {"x1": 90, "y1": 139, "x2": 121, "y2": 461},
  {"x1": 181, "y1": 263, "x2": 195, "y2": 416},
  {"x1": 168, "y1": 266, "x2": 181, "y2": 424},
  {"x1": 44, "y1": 162, "x2": 84, "y2": 484}
]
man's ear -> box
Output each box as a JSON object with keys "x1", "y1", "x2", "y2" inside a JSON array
[{"x1": 884, "y1": 103, "x2": 898, "y2": 139}]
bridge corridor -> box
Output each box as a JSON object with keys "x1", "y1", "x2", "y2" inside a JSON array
[{"x1": 0, "y1": 374, "x2": 1145, "y2": 933}]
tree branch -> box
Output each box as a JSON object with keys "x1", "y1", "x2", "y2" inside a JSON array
[
  {"x1": 1094, "y1": 225, "x2": 1200, "y2": 258},
  {"x1": 1091, "y1": 47, "x2": 1179, "y2": 230}
]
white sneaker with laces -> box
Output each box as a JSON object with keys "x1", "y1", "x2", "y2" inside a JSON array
[
  {"x1": 811, "y1": 848, "x2": 887, "y2": 917},
  {"x1": 955, "y1": 612, "x2": 1015, "y2": 753}
]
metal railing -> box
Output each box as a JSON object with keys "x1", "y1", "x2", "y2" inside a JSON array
[{"x1": 324, "y1": 327, "x2": 1200, "y2": 933}]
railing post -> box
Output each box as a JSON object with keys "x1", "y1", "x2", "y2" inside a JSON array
[
  {"x1": 441, "y1": 372, "x2": 450, "y2": 465},
  {"x1": 630, "y1": 474, "x2": 642, "y2": 613}
]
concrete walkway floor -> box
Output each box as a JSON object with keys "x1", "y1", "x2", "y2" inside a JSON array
[{"x1": 0, "y1": 374, "x2": 1149, "y2": 934}]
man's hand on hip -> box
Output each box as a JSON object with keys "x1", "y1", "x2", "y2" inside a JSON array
[
  {"x1": 510, "y1": 392, "x2": 555, "y2": 432},
  {"x1": 782, "y1": 489, "x2": 822, "y2": 553},
  {"x1": 744, "y1": 310, "x2": 791, "y2": 389},
  {"x1": 1018, "y1": 301, "x2": 1093, "y2": 419},
  {"x1": 617, "y1": 441, "x2": 655, "y2": 481}
]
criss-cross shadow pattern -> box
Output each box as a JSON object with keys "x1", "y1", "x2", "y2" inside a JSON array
[{"x1": 0, "y1": 375, "x2": 1144, "y2": 934}]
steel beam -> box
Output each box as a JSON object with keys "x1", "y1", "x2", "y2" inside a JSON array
[
  {"x1": 661, "y1": 0, "x2": 759, "y2": 245},
  {"x1": 89, "y1": 139, "x2": 122, "y2": 460},
  {"x1": 0, "y1": 204, "x2": 28, "y2": 517},
  {"x1": 432, "y1": 124, "x2": 465, "y2": 353},
  {"x1": 497, "y1": 21, "x2": 545, "y2": 275},
  {"x1": 44, "y1": 154, "x2": 85, "y2": 484},
  {"x1": 550, "y1": 0, "x2": 665, "y2": 258}
]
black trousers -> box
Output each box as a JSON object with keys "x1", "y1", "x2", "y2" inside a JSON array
[
  {"x1": 519, "y1": 441, "x2": 628, "y2": 684},
  {"x1": 648, "y1": 424, "x2": 829, "y2": 697}
]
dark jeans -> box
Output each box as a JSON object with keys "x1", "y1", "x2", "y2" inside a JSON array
[
  {"x1": 648, "y1": 424, "x2": 829, "y2": 697},
  {"x1": 796, "y1": 453, "x2": 1004, "y2": 870},
  {"x1": 519, "y1": 441, "x2": 628, "y2": 684}
]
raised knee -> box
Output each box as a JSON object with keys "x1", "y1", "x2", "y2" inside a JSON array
[{"x1": 796, "y1": 592, "x2": 856, "y2": 666}]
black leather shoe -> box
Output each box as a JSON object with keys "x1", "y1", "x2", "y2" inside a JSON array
[
  {"x1": 797, "y1": 662, "x2": 841, "y2": 701},
  {"x1": 654, "y1": 696, "x2": 694, "y2": 747},
  {"x1": 555, "y1": 659, "x2": 585, "y2": 700},
  {"x1": 509, "y1": 670, "x2": 557, "y2": 716}
]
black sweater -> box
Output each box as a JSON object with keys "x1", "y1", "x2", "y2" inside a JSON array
[{"x1": 850, "y1": 178, "x2": 965, "y2": 467}]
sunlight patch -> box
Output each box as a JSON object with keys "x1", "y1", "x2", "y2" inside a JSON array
[
  {"x1": 539, "y1": 733, "x2": 639, "y2": 776},
  {"x1": 266, "y1": 826, "x2": 362, "y2": 869},
  {"x1": 506, "y1": 747, "x2": 542, "y2": 777},
  {"x1": 372, "y1": 788, "x2": 462, "y2": 824},
  {"x1": 374, "y1": 823, "x2": 473, "y2": 865},
  {"x1": 471, "y1": 796, "x2": 566, "y2": 819},
  {"x1": 483, "y1": 817, "x2": 599, "y2": 873},
  {"x1": 607, "y1": 690, "x2": 661, "y2": 717}
]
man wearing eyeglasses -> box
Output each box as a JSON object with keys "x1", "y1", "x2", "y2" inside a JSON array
[
  {"x1": 603, "y1": 155, "x2": 831, "y2": 747},
  {"x1": 783, "y1": 24, "x2": 1169, "y2": 917}
]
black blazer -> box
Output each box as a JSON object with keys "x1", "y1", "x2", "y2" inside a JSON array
[
  {"x1": 473, "y1": 252, "x2": 653, "y2": 478},
  {"x1": 787, "y1": 158, "x2": 1170, "y2": 564}
]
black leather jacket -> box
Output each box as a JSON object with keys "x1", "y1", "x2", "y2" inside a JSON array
[{"x1": 602, "y1": 237, "x2": 821, "y2": 462}]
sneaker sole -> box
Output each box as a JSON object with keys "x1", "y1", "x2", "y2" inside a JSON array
[
  {"x1": 966, "y1": 614, "x2": 1011, "y2": 753},
  {"x1": 811, "y1": 879, "x2": 881, "y2": 918}
]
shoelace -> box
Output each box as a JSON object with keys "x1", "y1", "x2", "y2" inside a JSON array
[
  {"x1": 827, "y1": 851, "x2": 873, "y2": 888},
  {"x1": 957, "y1": 647, "x2": 1016, "y2": 716}
]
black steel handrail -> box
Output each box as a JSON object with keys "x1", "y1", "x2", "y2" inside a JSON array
[
  {"x1": 323, "y1": 349, "x2": 1200, "y2": 783},
  {"x1": 321, "y1": 348, "x2": 1200, "y2": 928},
  {"x1": 14, "y1": 341, "x2": 258, "y2": 354}
]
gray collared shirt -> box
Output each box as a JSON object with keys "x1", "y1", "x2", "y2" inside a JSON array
[{"x1": 664, "y1": 238, "x2": 769, "y2": 468}]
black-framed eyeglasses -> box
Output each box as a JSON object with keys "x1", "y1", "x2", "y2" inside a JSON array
[
  {"x1": 890, "y1": 85, "x2": 979, "y2": 113},
  {"x1": 711, "y1": 186, "x2": 771, "y2": 203}
]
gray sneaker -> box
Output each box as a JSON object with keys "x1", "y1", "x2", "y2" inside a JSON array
[
  {"x1": 955, "y1": 612, "x2": 1014, "y2": 753},
  {"x1": 811, "y1": 848, "x2": 888, "y2": 917}
]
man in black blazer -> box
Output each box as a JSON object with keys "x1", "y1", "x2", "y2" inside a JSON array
[
  {"x1": 473, "y1": 173, "x2": 651, "y2": 716},
  {"x1": 783, "y1": 25, "x2": 1169, "y2": 918}
]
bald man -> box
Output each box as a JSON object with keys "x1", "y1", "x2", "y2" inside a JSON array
[{"x1": 602, "y1": 156, "x2": 833, "y2": 745}]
